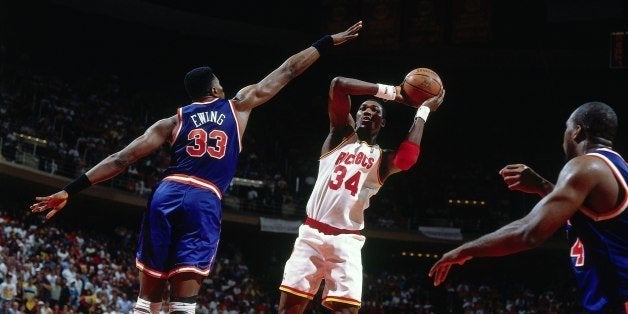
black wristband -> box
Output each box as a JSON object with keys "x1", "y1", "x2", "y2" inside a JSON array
[
  {"x1": 63, "y1": 174, "x2": 92, "y2": 196},
  {"x1": 311, "y1": 35, "x2": 333, "y2": 55}
]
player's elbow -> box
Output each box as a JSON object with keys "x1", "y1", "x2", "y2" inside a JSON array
[
  {"x1": 393, "y1": 155, "x2": 417, "y2": 171},
  {"x1": 330, "y1": 76, "x2": 350, "y2": 92},
  {"x1": 520, "y1": 227, "x2": 547, "y2": 249},
  {"x1": 110, "y1": 153, "x2": 130, "y2": 170},
  {"x1": 393, "y1": 141, "x2": 421, "y2": 171}
]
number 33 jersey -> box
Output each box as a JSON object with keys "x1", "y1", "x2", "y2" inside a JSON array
[
  {"x1": 163, "y1": 99, "x2": 242, "y2": 198},
  {"x1": 306, "y1": 133, "x2": 383, "y2": 231}
]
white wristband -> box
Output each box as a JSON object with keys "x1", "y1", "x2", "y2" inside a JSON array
[
  {"x1": 375, "y1": 83, "x2": 397, "y2": 101},
  {"x1": 415, "y1": 106, "x2": 430, "y2": 122}
]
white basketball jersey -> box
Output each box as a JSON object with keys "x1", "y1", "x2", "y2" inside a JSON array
[{"x1": 306, "y1": 134, "x2": 383, "y2": 230}]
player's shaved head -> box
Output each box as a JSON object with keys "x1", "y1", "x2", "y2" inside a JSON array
[{"x1": 572, "y1": 102, "x2": 617, "y2": 145}]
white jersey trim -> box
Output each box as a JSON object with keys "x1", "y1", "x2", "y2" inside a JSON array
[
  {"x1": 228, "y1": 100, "x2": 243, "y2": 153},
  {"x1": 320, "y1": 133, "x2": 358, "y2": 160},
  {"x1": 171, "y1": 107, "x2": 183, "y2": 144}
]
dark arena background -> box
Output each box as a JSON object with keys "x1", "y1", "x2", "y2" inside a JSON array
[{"x1": 0, "y1": 0, "x2": 627, "y2": 313}]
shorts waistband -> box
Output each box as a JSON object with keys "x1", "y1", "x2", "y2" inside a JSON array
[
  {"x1": 162, "y1": 174, "x2": 222, "y2": 199},
  {"x1": 305, "y1": 217, "x2": 361, "y2": 235}
]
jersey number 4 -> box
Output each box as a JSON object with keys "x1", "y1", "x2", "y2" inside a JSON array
[
  {"x1": 570, "y1": 238, "x2": 585, "y2": 267},
  {"x1": 186, "y1": 129, "x2": 227, "y2": 159},
  {"x1": 328, "y1": 165, "x2": 361, "y2": 196}
]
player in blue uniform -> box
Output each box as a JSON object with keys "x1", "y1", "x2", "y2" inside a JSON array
[
  {"x1": 30, "y1": 21, "x2": 362, "y2": 314},
  {"x1": 429, "y1": 102, "x2": 627, "y2": 313}
]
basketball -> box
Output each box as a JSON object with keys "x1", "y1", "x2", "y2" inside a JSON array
[{"x1": 401, "y1": 68, "x2": 443, "y2": 107}]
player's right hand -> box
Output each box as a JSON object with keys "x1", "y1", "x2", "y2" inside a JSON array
[
  {"x1": 30, "y1": 190, "x2": 69, "y2": 219},
  {"x1": 421, "y1": 88, "x2": 445, "y2": 112},
  {"x1": 499, "y1": 164, "x2": 548, "y2": 195},
  {"x1": 393, "y1": 86, "x2": 413, "y2": 107},
  {"x1": 331, "y1": 21, "x2": 362, "y2": 46}
]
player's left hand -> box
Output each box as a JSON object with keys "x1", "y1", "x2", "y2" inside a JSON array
[
  {"x1": 30, "y1": 190, "x2": 69, "y2": 219},
  {"x1": 499, "y1": 164, "x2": 550, "y2": 196},
  {"x1": 331, "y1": 21, "x2": 363, "y2": 46},
  {"x1": 428, "y1": 248, "x2": 471, "y2": 286}
]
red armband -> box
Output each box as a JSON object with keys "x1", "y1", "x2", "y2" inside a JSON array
[{"x1": 393, "y1": 141, "x2": 420, "y2": 170}]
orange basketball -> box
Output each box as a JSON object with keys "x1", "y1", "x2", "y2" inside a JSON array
[{"x1": 401, "y1": 68, "x2": 443, "y2": 107}]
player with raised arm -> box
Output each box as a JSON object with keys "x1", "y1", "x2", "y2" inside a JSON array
[
  {"x1": 278, "y1": 76, "x2": 445, "y2": 313},
  {"x1": 29, "y1": 21, "x2": 363, "y2": 314}
]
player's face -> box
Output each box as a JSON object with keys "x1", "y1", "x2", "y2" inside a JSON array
[
  {"x1": 563, "y1": 114, "x2": 578, "y2": 160},
  {"x1": 355, "y1": 101, "x2": 384, "y2": 131},
  {"x1": 211, "y1": 77, "x2": 226, "y2": 99}
]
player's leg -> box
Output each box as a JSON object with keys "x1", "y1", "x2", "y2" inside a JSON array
[
  {"x1": 167, "y1": 272, "x2": 203, "y2": 314},
  {"x1": 134, "y1": 182, "x2": 180, "y2": 314},
  {"x1": 278, "y1": 291, "x2": 310, "y2": 314},
  {"x1": 324, "y1": 301, "x2": 359, "y2": 314},
  {"x1": 165, "y1": 188, "x2": 221, "y2": 313},
  {"x1": 133, "y1": 272, "x2": 167, "y2": 314},
  {"x1": 320, "y1": 233, "x2": 365, "y2": 314},
  {"x1": 279, "y1": 224, "x2": 325, "y2": 313}
]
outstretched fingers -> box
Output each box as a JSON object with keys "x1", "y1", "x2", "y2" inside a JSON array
[
  {"x1": 429, "y1": 261, "x2": 451, "y2": 286},
  {"x1": 332, "y1": 21, "x2": 363, "y2": 46},
  {"x1": 347, "y1": 20, "x2": 363, "y2": 34},
  {"x1": 45, "y1": 209, "x2": 61, "y2": 220},
  {"x1": 30, "y1": 199, "x2": 51, "y2": 213}
]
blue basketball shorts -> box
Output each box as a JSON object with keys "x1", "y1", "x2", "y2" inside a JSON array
[{"x1": 136, "y1": 180, "x2": 221, "y2": 278}]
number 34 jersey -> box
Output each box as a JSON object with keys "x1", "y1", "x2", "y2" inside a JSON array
[
  {"x1": 163, "y1": 99, "x2": 241, "y2": 199},
  {"x1": 306, "y1": 133, "x2": 383, "y2": 231}
]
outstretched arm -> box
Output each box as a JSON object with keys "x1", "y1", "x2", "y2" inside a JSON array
[
  {"x1": 380, "y1": 89, "x2": 445, "y2": 180},
  {"x1": 85, "y1": 116, "x2": 177, "y2": 183},
  {"x1": 30, "y1": 115, "x2": 177, "y2": 219},
  {"x1": 232, "y1": 21, "x2": 362, "y2": 114},
  {"x1": 429, "y1": 156, "x2": 602, "y2": 286}
]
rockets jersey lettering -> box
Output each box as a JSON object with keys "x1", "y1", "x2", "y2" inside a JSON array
[
  {"x1": 164, "y1": 99, "x2": 241, "y2": 197},
  {"x1": 566, "y1": 148, "x2": 628, "y2": 313},
  {"x1": 306, "y1": 134, "x2": 383, "y2": 230}
]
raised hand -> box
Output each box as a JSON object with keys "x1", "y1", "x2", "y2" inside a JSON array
[
  {"x1": 428, "y1": 248, "x2": 471, "y2": 286},
  {"x1": 421, "y1": 88, "x2": 445, "y2": 112},
  {"x1": 499, "y1": 164, "x2": 553, "y2": 196},
  {"x1": 30, "y1": 190, "x2": 69, "y2": 219},
  {"x1": 393, "y1": 87, "x2": 445, "y2": 110},
  {"x1": 331, "y1": 21, "x2": 363, "y2": 46}
]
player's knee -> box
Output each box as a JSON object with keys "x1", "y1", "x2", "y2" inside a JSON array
[
  {"x1": 169, "y1": 296, "x2": 197, "y2": 314},
  {"x1": 393, "y1": 141, "x2": 420, "y2": 170},
  {"x1": 326, "y1": 301, "x2": 359, "y2": 314},
  {"x1": 278, "y1": 292, "x2": 309, "y2": 313}
]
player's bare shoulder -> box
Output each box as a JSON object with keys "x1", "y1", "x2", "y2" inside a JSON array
[{"x1": 561, "y1": 154, "x2": 610, "y2": 184}]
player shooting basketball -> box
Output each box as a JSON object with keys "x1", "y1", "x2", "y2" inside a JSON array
[{"x1": 278, "y1": 76, "x2": 445, "y2": 313}]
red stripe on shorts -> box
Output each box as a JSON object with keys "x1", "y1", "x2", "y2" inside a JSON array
[{"x1": 305, "y1": 217, "x2": 361, "y2": 235}]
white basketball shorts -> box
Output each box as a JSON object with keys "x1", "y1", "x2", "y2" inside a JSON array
[{"x1": 279, "y1": 222, "x2": 366, "y2": 309}]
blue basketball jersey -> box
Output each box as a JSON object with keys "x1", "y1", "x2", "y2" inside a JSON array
[
  {"x1": 566, "y1": 148, "x2": 628, "y2": 313},
  {"x1": 163, "y1": 99, "x2": 241, "y2": 198}
]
